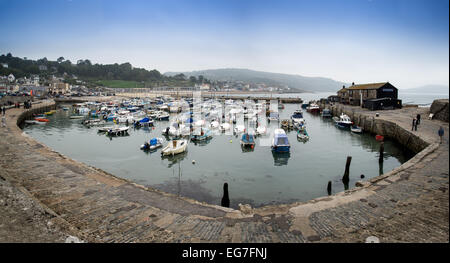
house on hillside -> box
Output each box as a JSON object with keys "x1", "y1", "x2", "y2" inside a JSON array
[
  {"x1": 337, "y1": 82, "x2": 402, "y2": 110},
  {"x1": 8, "y1": 74, "x2": 15, "y2": 82},
  {"x1": 1, "y1": 63, "x2": 8, "y2": 68}
]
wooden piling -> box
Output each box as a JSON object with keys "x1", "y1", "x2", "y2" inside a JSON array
[
  {"x1": 379, "y1": 142, "x2": 384, "y2": 163},
  {"x1": 221, "y1": 183, "x2": 230, "y2": 208},
  {"x1": 342, "y1": 156, "x2": 352, "y2": 184},
  {"x1": 327, "y1": 181, "x2": 332, "y2": 195}
]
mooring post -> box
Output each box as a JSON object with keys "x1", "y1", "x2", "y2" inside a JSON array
[
  {"x1": 221, "y1": 183, "x2": 230, "y2": 208},
  {"x1": 342, "y1": 156, "x2": 352, "y2": 184},
  {"x1": 327, "y1": 181, "x2": 332, "y2": 195},
  {"x1": 379, "y1": 142, "x2": 384, "y2": 163}
]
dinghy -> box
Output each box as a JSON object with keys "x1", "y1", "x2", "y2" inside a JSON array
[
  {"x1": 350, "y1": 125, "x2": 363, "y2": 134},
  {"x1": 297, "y1": 129, "x2": 309, "y2": 141}
]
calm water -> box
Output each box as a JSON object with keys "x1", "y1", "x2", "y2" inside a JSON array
[{"x1": 23, "y1": 102, "x2": 413, "y2": 208}]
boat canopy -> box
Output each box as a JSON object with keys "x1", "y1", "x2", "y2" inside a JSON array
[
  {"x1": 274, "y1": 129, "x2": 289, "y2": 146},
  {"x1": 292, "y1": 112, "x2": 303, "y2": 118},
  {"x1": 150, "y1": 138, "x2": 158, "y2": 145},
  {"x1": 139, "y1": 117, "x2": 150, "y2": 123},
  {"x1": 241, "y1": 133, "x2": 255, "y2": 143}
]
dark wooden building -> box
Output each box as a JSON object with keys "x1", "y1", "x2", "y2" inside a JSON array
[{"x1": 337, "y1": 82, "x2": 401, "y2": 109}]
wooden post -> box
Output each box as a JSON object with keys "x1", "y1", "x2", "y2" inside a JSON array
[
  {"x1": 342, "y1": 156, "x2": 352, "y2": 184},
  {"x1": 221, "y1": 183, "x2": 230, "y2": 208},
  {"x1": 327, "y1": 181, "x2": 332, "y2": 195},
  {"x1": 379, "y1": 142, "x2": 384, "y2": 163}
]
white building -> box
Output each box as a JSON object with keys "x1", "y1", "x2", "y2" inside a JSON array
[
  {"x1": 1, "y1": 63, "x2": 8, "y2": 68},
  {"x1": 7, "y1": 74, "x2": 15, "y2": 82}
]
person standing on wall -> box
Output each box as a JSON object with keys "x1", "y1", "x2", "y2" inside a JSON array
[
  {"x1": 416, "y1": 113, "x2": 421, "y2": 125},
  {"x1": 412, "y1": 118, "x2": 416, "y2": 131}
]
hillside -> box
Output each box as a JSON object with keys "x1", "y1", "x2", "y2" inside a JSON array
[{"x1": 165, "y1": 68, "x2": 348, "y2": 92}]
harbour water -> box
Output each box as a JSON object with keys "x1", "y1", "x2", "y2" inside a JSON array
[{"x1": 23, "y1": 101, "x2": 414, "y2": 209}]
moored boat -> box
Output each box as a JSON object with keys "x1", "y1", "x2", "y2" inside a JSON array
[
  {"x1": 161, "y1": 139, "x2": 188, "y2": 156},
  {"x1": 350, "y1": 125, "x2": 363, "y2": 133},
  {"x1": 333, "y1": 113, "x2": 352, "y2": 128},
  {"x1": 271, "y1": 129, "x2": 290, "y2": 153},
  {"x1": 240, "y1": 133, "x2": 255, "y2": 148},
  {"x1": 141, "y1": 138, "x2": 164, "y2": 150}
]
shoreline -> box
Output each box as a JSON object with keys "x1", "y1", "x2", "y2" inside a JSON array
[{"x1": 0, "y1": 97, "x2": 448, "y2": 242}]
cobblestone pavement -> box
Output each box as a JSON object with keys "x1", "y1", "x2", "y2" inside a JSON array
[{"x1": 0, "y1": 102, "x2": 448, "y2": 243}]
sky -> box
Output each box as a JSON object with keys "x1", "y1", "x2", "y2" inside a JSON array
[{"x1": 0, "y1": 0, "x2": 448, "y2": 89}]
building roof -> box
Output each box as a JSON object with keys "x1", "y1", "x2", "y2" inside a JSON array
[
  {"x1": 337, "y1": 87, "x2": 348, "y2": 93},
  {"x1": 348, "y1": 82, "x2": 389, "y2": 90}
]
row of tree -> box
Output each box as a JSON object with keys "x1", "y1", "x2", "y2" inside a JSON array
[{"x1": 0, "y1": 53, "x2": 209, "y2": 86}]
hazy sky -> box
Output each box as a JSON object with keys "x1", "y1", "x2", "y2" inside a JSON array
[{"x1": 0, "y1": 0, "x2": 448, "y2": 89}]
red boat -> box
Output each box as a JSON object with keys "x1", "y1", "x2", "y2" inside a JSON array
[
  {"x1": 375, "y1": 135, "x2": 384, "y2": 142},
  {"x1": 35, "y1": 118, "x2": 49, "y2": 122}
]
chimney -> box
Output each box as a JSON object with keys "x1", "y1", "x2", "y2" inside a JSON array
[{"x1": 343, "y1": 85, "x2": 345, "y2": 89}]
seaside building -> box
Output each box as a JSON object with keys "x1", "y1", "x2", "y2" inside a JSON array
[{"x1": 337, "y1": 82, "x2": 402, "y2": 110}]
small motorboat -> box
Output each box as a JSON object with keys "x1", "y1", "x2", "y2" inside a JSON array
[
  {"x1": 161, "y1": 139, "x2": 188, "y2": 156},
  {"x1": 141, "y1": 138, "x2": 164, "y2": 150},
  {"x1": 297, "y1": 129, "x2": 309, "y2": 141},
  {"x1": 291, "y1": 109, "x2": 305, "y2": 124},
  {"x1": 106, "y1": 126, "x2": 129, "y2": 136},
  {"x1": 334, "y1": 113, "x2": 352, "y2": 128},
  {"x1": 25, "y1": 120, "x2": 45, "y2": 125},
  {"x1": 234, "y1": 124, "x2": 245, "y2": 134},
  {"x1": 306, "y1": 103, "x2": 320, "y2": 113},
  {"x1": 191, "y1": 128, "x2": 212, "y2": 142},
  {"x1": 350, "y1": 125, "x2": 363, "y2": 134},
  {"x1": 209, "y1": 120, "x2": 220, "y2": 129},
  {"x1": 268, "y1": 111, "x2": 279, "y2": 122},
  {"x1": 240, "y1": 133, "x2": 255, "y2": 148},
  {"x1": 256, "y1": 126, "x2": 267, "y2": 136},
  {"x1": 156, "y1": 112, "x2": 170, "y2": 121},
  {"x1": 220, "y1": 122, "x2": 231, "y2": 131},
  {"x1": 271, "y1": 129, "x2": 290, "y2": 153}
]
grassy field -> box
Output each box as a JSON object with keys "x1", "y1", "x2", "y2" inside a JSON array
[{"x1": 95, "y1": 80, "x2": 145, "y2": 89}]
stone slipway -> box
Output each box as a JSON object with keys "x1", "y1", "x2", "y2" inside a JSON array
[{"x1": 0, "y1": 99, "x2": 448, "y2": 242}]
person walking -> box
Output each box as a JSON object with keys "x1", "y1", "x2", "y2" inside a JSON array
[
  {"x1": 416, "y1": 113, "x2": 421, "y2": 125},
  {"x1": 438, "y1": 126, "x2": 444, "y2": 144},
  {"x1": 1, "y1": 115, "x2": 6, "y2": 127},
  {"x1": 1, "y1": 105, "x2": 5, "y2": 116},
  {"x1": 412, "y1": 118, "x2": 416, "y2": 131}
]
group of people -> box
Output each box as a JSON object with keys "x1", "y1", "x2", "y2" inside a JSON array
[{"x1": 23, "y1": 100, "x2": 32, "y2": 109}]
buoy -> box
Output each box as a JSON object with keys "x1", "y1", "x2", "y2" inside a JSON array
[
  {"x1": 192, "y1": 160, "x2": 196, "y2": 164},
  {"x1": 230, "y1": 140, "x2": 232, "y2": 143}
]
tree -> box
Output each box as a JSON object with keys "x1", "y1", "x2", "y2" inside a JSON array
[
  {"x1": 189, "y1": 76, "x2": 197, "y2": 83},
  {"x1": 57, "y1": 57, "x2": 65, "y2": 63}
]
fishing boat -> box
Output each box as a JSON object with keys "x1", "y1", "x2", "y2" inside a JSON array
[
  {"x1": 134, "y1": 117, "x2": 153, "y2": 127},
  {"x1": 141, "y1": 138, "x2": 164, "y2": 150},
  {"x1": 291, "y1": 110, "x2": 305, "y2": 124},
  {"x1": 350, "y1": 125, "x2": 363, "y2": 134},
  {"x1": 306, "y1": 103, "x2": 320, "y2": 113},
  {"x1": 297, "y1": 129, "x2": 309, "y2": 141},
  {"x1": 333, "y1": 113, "x2": 352, "y2": 128},
  {"x1": 161, "y1": 139, "x2": 188, "y2": 156},
  {"x1": 271, "y1": 129, "x2": 290, "y2": 153},
  {"x1": 240, "y1": 133, "x2": 255, "y2": 148},
  {"x1": 321, "y1": 108, "x2": 332, "y2": 118}
]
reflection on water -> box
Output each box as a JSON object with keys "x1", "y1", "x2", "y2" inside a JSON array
[{"x1": 23, "y1": 102, "x2": 414, "y2": 208}]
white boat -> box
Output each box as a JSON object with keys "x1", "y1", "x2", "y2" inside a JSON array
[
  {"x1": 234, "y1": 124, "x2": 246, "y2": 134},
  {"x1": 256, "y1": 126, "x2": 267, "y2": 135},
  {"x1": 351, "y1": 125, "x2": 363, "y2": 133},
  {"x1": 210, "y1": 121, "x2": 220, "y2": 129},
  {"x1": 272, "y1": 129, "x2": 290, "y2": 153},
  {"x1": 334, "y1": 113, "x2": 353, "y2": 128},
  {"x1": 25, "y1": 120, "x2": 45, "y2": 125},
  {"x1": 268, "y1": 111, "x2": 279, "y2": 122},
  {"x1": 220, "y1": 122, "x2": 231, "y2": 131},
  {"x1": 291, "y1": 110, "x2": 305, "y2": 124},
  {"x1": 161, "y1": 139, "x2": 188, "y2": 156},
  {"x1": 69, "y1": 115, "x2": 85, "y2": 119},
  {"x1": 306, "y1": 103, "x2": 320, "y2": 113}
]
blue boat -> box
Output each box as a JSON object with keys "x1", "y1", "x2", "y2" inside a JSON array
[
  {"x1": 140, "y1": 137, "x2": 163, "y2": 150},
  {"x1": 291, "y1": 110, "x2": 304, "y2": 124},
  {"x1": 240, "y1": 133, "x2": 255, "y2": 148},
  {"x1": 271, "y1": 129, "x2": 290, "y2": 153}
]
